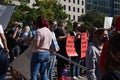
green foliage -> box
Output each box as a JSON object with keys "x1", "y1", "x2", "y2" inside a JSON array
[
  {"x1": 66, "y1": 20, "x2": 73, "y2": 32},
  {"x1": 9, "y1": 0, "x2": 68, "y2": 27},
  {"x1": 10, "y1": 4, "x2": 36, "y2": 26},
  {"x1": 35, "y1": 0, "x2": 68, "y2": 21},
  {"x1": 0, "y1": 0, "x2": 12, "y2": 5},
  {"x1": 80, "y1": 9, "x2": 105, "y2": 34},
  {"x1": 52, "y1": 3, "x2": 68, "y2": 20}
]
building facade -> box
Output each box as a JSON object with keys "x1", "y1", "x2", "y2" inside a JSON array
[
  {"x1": 59, "y1": 0, "x2": 85, "y2": 21},
  {"x1": 86, "y1": 0, "x2": 120, "y2": 17}
]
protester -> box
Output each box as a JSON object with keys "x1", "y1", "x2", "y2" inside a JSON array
[
  {"x1": 101, "y1": 32, "x2": 120, "y2": 80},
  {"x1": 100, "y1": 16, "x2": 120, "y2": 72},
  {"x1": 86, "y1": 28, "x2": 109, "y2": 80},
  {"x1": 0, "y1": 24, "x2": 9, "y2": 80},
  {"x1": 48, "y1": 20, "x2": 60, "y2": 80},
  {"x1": 30, "y1": 15, "x2": 53, "y2": 80},
  {"x1": 21, "y1": 25, "x2": 31, "y2": 53},
  {"x1": 27, "y1": 21, "x2": 36, "y2": 43},
  {"x1": 10, "y1": 23, "x2": 22, "y2": 55},
  {"x1": 79, "y1": 27, "x2": 89, "y2": 75},
  {"x1": 54, "y1": 21, "x2": 69, "y2": 80},
  {"x1": 70, "y1": 22, "x2": 82, "y2": 80},
  {"x1": 6, "y1": 23, "x2": 21, "y2": 63}
]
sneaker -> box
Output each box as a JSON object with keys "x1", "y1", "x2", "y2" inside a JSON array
[
  {"x1": 72, "y1": 76, "x2": 79, "y2": 80},
  {"x1": 77, "y1": 76, "x2": 85, "y2": 79}
]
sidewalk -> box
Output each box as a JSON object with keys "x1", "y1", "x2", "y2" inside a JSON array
[{"x1": 6, "y1": 65, "x2": 88, "y2": 80}]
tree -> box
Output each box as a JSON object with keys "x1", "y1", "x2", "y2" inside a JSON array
[
  {"x1": 10, "y1": 3, "x2": 37, "y2": 26},
  {"x1": 0, "y1": 0, "x2": 12, "y2": 5},
  {"x1": 9, "y1": 0, "x2": 68, "y2": 27},
  {"x1": 80, "y1": 9, "x2": 105, "y2": 33},
  {"x1": 34, "y1": 0, "x2": 68, "y2": 21}
]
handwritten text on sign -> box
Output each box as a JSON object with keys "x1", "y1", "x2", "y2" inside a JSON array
[
  {"x1": 81, "y1": 32, "x2": 88, "y2": 58},
  {"x1": 66, "y1": 36, "x2": 78, "y2": 57}
]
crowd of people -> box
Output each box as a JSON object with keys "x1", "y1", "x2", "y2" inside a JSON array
[{"x1": 0, "y1": 15, "x2": 120, "y2": 80}]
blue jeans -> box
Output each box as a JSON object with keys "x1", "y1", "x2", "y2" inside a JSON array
[
  {"x1": 0, "y1": 48, "x2": 8, "y2": 80},
  {"x1": 47, "y1": 53, "x2": 56, "y2": 80},
  {"x1": 70, "y1": 64, "x2": 80, "y2": 77},
  {"x1": 70, "y1": 57, "x2": 81, "y2": 77},
  {"x1": 30, "y1": 50, "x2": 50, "y2": 80}
]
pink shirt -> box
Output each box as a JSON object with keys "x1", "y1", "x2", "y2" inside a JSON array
[{"x1": 32, "y1": 27, "x2": 52, "y2": 52}]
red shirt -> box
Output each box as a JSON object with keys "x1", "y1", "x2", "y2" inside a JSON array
[{"x1": 99, "y1": 41, "x2": 109, "y2": 72}]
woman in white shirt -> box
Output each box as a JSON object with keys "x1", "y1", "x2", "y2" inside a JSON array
[{"x1": 0, "y1": 24, "x2": 9, "y2": 80}]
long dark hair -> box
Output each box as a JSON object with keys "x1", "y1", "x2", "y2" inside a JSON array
[
  {"x1": 36, "y1": 15, "x2": 49, "y2": 29},
  {"x1": 105, "y1": 32, "x2": 120, "y2": 73},
  {"x1": 92, "y1": 28, "x2": 107, "y2": 44}
]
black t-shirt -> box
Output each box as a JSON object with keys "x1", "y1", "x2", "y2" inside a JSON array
[
  {"x1": 54, "y1": 28, "x2": 68, "y2": 57},
  {"x1": 6, "y1": 30, "x2": 18, "y2": 50},
  {"x1": 70, "y1": 31, "x2": 81, "y2": 60}
]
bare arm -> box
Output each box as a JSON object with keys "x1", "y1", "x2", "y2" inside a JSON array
[
  {"x1": 0, "y1": 33, "x2": 9, "y2": 54},
  {"x1": 13, "y1": 27, "x2": 19, "y2": 39},
  {"x1": 57, "y1": 36, "x2": 66, "y2": 41}
]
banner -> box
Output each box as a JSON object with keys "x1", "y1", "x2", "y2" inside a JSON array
[
  {"x1": 81, "y1": 32, "x2": 88, "y2": 58},
  {"x1": 66, "y1": 36, "x2": 78, "y2": 57},
  {"x1": 10, "y1": 45, "x2": 33, "y2": 80},
  {"x1": 0, "y1": 5, "x2": 15, "y2": 30},
  {"x1": 104, "y1": 17, "x2": 113, "y2": 29}
]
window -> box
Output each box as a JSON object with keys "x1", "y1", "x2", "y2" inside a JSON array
[
  {"x1": 73, "y1": 15, "x2": 75, "y2": 20},
  {"x1": 63, "y1": 5, "x2": 66, "y2": 10},
  {"x1": 73, "y1": 0, "x2": 75, "y2": 3},
  {"x1": 77, "y1": 8, "x2": 80, "y2": 12},
  {"x1": 78, "y1": 0, "x2": 80, "y2": 4},
  {"x1": 73, "y1": 7, "x2": 75, "y2": 12},
  {"x1": 82, "y1": 0, "x2": 84, "y2": 5},
  {"x1": 78, "y1": 16, "x2": 81, "y2": 22},
  {"x1": 82, "y1": 8, "x2": 84, "y2": 13},
  {"x1": 69, "y1": 15, "x2": 71, "y2": 20},
  {"x1": 69, "y1": 6, "x2": 71, "y2": 11}
]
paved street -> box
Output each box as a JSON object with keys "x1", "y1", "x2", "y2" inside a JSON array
[{"x1": 6, "y1": 64, "x2": 87, "y2": 80}]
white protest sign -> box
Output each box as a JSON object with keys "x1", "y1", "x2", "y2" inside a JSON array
[
  {"x1": 0, "y1": 5, "x2": 7, "y2": 16},
  {"x1": 0, "y1": 5, "x2": 15, "y2": 30},
  {"x1": 104, "y1": 17, "x2": 113, "y2": 29}
]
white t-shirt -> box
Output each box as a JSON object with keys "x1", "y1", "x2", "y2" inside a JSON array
[{"x1": 0, "y1": 25, "x2": 4, "y2": 48}]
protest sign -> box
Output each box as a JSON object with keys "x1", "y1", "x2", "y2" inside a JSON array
[
  {"x1": 0, "y1": 5, "x2": 15, "y2": 30},
  {"x1": 81, "y1": 32, "x2": 88, "y2": 58},
  {"x1": 10, "y1": 45, "x2": 33, "y2": 80},
  {"x1": 104, "y1": 17, "x2": 113, "y2": 29},
  {"x1": 66, "y1": 36, "x2": 78, "y2": 57}
]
